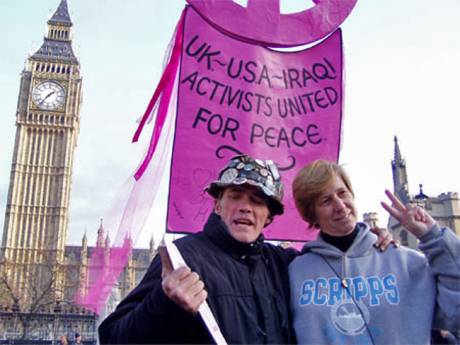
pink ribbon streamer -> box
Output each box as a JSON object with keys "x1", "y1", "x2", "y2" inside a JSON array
[
  {"x1": 74, "y1": 11, "x2": 184, "y2": 314},
  {"x1": 75, "y1": 88, "x2": 177, "y2": 313},
  {"x1": 133, "y1": 9, "x2": 185, "y2": 180}
]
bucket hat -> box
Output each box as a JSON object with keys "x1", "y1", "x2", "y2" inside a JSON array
[{"x1": 205, "y1": 154, "x2": 284, "y2": 215}]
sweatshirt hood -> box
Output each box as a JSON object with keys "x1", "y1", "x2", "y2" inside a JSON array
[{"x1": 301, "y1": 222, "x2": 377, "y2": 258}]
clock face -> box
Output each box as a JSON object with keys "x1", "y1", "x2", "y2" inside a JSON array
[{"x1": 32, "y1": 81, "x2": 66, "y2": 110}]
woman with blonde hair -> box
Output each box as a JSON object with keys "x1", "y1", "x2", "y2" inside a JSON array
[{"x1": 289, "y1": 159, "x2": 460, "y2": 345}]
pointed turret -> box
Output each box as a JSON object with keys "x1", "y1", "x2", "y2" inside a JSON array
[
  {"x1": 80, "y1": 229, "x2": 88, "y2": 267},
  {"x1": 394, "y1": 136, "x2": 402, "y2": 161},
  {"x1": 31, "y1": 0, "x2": 78, "y2": 63},
  {"x1": 414, "y1": 184, "x2": 429, "y2": 200},
  {"x1": 391, "y1": 136, "x2": 410, "y2": 204},
  {"x1": 82, "y1": 230, "x2": 88, "y2": 250},
  {"x1": 104, "y1": 234, "x2": 111, "y2": 266},
  {"x1": 96, "y1": 219, "x2": 105, "y2": 247},
  {"x1": 123, "y1": 233, "x2": 133, "y2": 248},
  {"x1": 122, "y1": 232, "x2": 134, "y2": 261},
  {"x1": 149, "y1": 236, "x2": 156, "y2": 261},
  {"x1": 105, "y1": 235, "x2": 111, "y2": 249},
  {"x1": 48, "y1": 0, "x2": 72, "y2": 27}
]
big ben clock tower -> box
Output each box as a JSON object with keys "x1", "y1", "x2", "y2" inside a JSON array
[{"x1": 1, "y1": 0, "x2": 82, "y2": 297}]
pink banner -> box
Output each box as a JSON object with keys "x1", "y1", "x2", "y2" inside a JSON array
[{"x1": 168, "y1": 6, "x2": 343, "y2": 242}]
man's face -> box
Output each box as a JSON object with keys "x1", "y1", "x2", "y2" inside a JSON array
[
  {"x1": 215, "y1": 186, "x2": 271, "y2": 243},
  {"x1": 313, "y1": 174, "x2": 357, "y2": 236}
]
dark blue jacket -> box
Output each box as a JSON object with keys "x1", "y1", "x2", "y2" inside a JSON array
[{"x1": 98, "y1": 213, "x2": 297, "y2": 344}]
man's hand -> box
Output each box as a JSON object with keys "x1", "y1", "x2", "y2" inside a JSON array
[
  {"x1": 158, "y1": 246, "x2": 207, "y2": 314},
  {"x1": 370, "y1": 227, "x2": 399, "y2": 251},
  {"x1": 381, "y1": 189, "x2": 436, "y2": 238}
]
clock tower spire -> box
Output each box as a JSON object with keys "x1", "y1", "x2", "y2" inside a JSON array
[
  {"x1": 32, "y1": 0, "x2": 78, "y2": 64},
  {"x1": 391, "y1": 136, "x2": 410, "y2": 204},
  {"x1": 49, "y1": 0, "x2": 72, "y2": 26},
  {"x1": 1, "y1": 0, "x2": 82, "y2": 299}
]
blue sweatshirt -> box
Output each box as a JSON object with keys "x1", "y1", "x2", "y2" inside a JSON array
[{"x1": 289, "y1": 223, "x2": 460, "y2": 345}]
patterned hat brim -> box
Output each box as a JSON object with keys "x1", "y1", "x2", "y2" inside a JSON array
[{"x1": 206, "y1": 181, "x2": 284, "y2": 216}]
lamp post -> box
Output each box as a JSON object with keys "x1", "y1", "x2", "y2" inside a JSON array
[{"x1": 52, "y1": 301, "x2": 61, "y2": 345}]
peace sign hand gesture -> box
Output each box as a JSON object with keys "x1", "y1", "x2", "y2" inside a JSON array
[{"x1": 381, "y1": 190, "x2": 436, "y2": 238}]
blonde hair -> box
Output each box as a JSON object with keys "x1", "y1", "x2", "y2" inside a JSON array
[{"x1": 292, "y1": 160, "x2": 354, "y2": 226}]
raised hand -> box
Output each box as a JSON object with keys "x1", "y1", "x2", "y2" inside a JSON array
[
  {"x1": 381, "y1": 189, "x2": 436, "y2": 238},
  {"x1": 158, "y1": 246, "x2": 207, "y2": 314}
]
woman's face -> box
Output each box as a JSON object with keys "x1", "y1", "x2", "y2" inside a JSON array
[{"x1": 313, "y1": 174, "x2": 357, "y2": 236}]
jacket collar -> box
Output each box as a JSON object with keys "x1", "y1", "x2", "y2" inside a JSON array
[{"x1": 203, "y1": 213, "x2": 264, "y2": 260}]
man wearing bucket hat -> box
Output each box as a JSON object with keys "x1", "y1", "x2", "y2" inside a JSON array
[{"x1": 99, "y1": 154, "x2": 393, "y2": 344}]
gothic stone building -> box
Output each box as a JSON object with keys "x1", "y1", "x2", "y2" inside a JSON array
[
  {"x1": 0, "y1": 1, "x2": 154, "y2": 342},
  {"x1": 364, "y1": 137, "x2": 460, "y2": 250}
]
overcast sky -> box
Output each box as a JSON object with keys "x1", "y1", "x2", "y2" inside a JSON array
[{"x1": 1, "y1": 0, "x2": 459, "y2": 247}]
